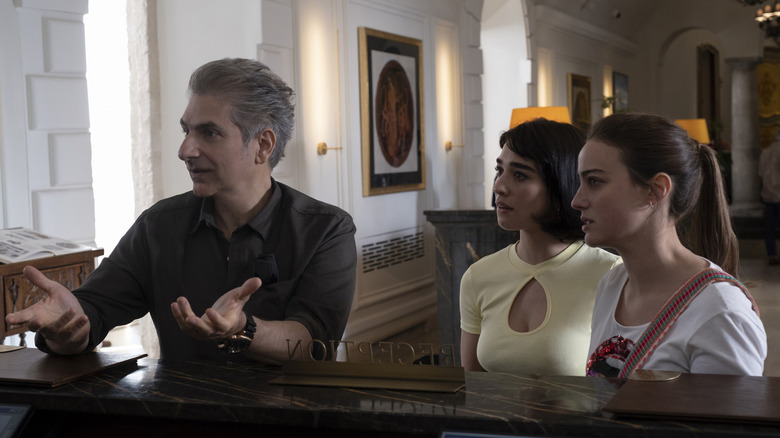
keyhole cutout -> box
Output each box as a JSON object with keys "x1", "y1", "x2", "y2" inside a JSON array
[{"x1": 508, "y1": 278, "x2": 548, "y2": 332}]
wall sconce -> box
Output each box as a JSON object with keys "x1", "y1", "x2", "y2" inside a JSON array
[
  {"x1": 444, "y1": 141, "x2": 464, "y2": 152},
  {"x1": 317, "y1": 142, "x2": 342, "y2": 155},
  {"x1": 509, "y1": 106, "x2": 571, "y2": 129},
  {"x1": 674, "y1": 119, "x2": 711, "y2": 144}
]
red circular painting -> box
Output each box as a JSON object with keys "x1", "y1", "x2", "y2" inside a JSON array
[{"x1": 374, "y1": 60, "x2": 414, "y2": 168}]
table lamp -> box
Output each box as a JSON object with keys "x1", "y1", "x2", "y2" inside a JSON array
[
  {"x1": 509, "y1": 106, "x2": 571, "y2": 129},
  {"x1": 674, "y1": 119, "x2": 711, "y2": 145}
]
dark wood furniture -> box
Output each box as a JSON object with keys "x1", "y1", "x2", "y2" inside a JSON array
[
  {"x1": 424, "y1": 210, "x2": 516, "y2": 365},
  {"x1": 0, "y1": 249, "x2": 103, "y2": 345},
  {"x1": 1, "y1": 358, "x2": 777, "y2": 437}
]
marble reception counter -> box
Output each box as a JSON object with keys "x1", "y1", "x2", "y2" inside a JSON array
[{"x1": 0, "y1": 357, "x2": 777, "y2": 437}]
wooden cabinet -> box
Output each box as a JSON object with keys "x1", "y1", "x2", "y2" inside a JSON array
[
  {"x1": 423, "y1": 210, "x2": 517, "y2": 365},
  {"x1": 0, "y1": 249, "x2": 103, "y2": 345}
]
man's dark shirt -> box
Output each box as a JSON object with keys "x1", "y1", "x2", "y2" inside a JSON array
[{"x1": 36, "y1": 180, "x2": 357, "y2": 362}]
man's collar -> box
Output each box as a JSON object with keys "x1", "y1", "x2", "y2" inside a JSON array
[
  {"x1": 192, "y1": 179, "x2": 281, "y2": 240},
  {"x1": 193, "y1": 198, "x2": 217, "y2": 234},
  {"x1": 246, "y1": 179, "x2": 281, "y2": 240}
]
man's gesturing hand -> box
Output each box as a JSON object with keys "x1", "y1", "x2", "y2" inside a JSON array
[
  {"x1": 6, "y1": 265, "x2": 90, "y2": 354},
  {"x1": 171, "y1": 277, "x2": 261, "y2": 342}
]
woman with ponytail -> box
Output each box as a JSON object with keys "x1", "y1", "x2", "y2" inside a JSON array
[{"x1": 572, "y1": 112, "x2": 766, "y2": 377}]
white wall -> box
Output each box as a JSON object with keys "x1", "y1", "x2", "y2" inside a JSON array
[
  {"x1": 0, "y1": 0, "x2": 95, "y2": 244},
  {"x1": 0, "y1": 0, "x2": 27, "y2": 229},
  {"x1": 531, "y1": 4, "x2": 638, "y2": 129},
  {"x1": 658, "y1": 29, "x2": 722, "y2": 121},
  {"x1": 156, "y1": 0, "x2": 266, "y2": 199},
  {"x1": 85, "y1": 1, "x2": 134, "y2": 257},
  {"x1": 480, "y1": 0, "x2": 529, "y2": 208}
]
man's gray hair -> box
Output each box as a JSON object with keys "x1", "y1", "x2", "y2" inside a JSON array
[{"x1": 188, "y1": 58, "x2": 295, "y2": 168}]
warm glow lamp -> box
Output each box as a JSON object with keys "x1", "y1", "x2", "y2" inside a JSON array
[
  {"x1": 675, "y1": 119, "x2": 711, "y2": 145},
  {"x1": 509, "y1": 106, "x2": 571, "y2": 129}
]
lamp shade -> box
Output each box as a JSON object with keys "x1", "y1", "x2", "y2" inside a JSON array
[
  {"x1": 509, "y1": 106, "x2": 571, "y2": 129},
  {"x1": 674, "y1": 119, "x2": 711, "y2": 145}
]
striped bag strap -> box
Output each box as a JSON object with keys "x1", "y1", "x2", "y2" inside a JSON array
[{"x1": 618, "y1": 268, "x2": 759, "y2": 379}]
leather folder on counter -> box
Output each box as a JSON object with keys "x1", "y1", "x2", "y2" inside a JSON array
[
  {"x1": 603, "y1": 372, "x2": 780, "y2": 425},
  {"x1": 0, "y1": 347, "x2": 146, "y2": 387}
]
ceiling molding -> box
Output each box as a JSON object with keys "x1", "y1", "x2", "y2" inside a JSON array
[{"x1": 534, "y1": 5, "x2": 639, "y2": 57}]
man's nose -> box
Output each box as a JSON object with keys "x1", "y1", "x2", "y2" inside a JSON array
[{"x1": 178, "y1": 137, "x2": 198, "y2": 161}]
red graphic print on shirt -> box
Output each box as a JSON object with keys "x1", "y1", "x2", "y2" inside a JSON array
[{"x1": 586, "y1": 335, "x2": 635, "y2": 377}]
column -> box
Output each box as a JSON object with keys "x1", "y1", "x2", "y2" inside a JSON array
[
  {"x1": 727, "y1": 57, "x2": 763, "y2": 216},
  {"x1": 461, "y1": 3, "x2": 486, "y2": 209}
]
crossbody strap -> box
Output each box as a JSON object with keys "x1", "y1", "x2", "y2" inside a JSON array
[{"x1": 618, "y1": 268, "x2": 759, "y2": 379}]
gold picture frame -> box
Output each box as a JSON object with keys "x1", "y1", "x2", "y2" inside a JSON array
[
  {"x1": 359, "y1": 27, "x2": 425, "y2": 196},
  {"x1": 567, "y1": 73, "x2": 592, "y2": 135}
]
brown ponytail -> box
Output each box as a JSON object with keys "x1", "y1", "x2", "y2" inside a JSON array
[{"x1": 679, "y1": 142, "x2": 739, "y2": 276}]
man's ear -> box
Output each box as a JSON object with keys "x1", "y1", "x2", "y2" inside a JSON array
[
  {"x1": 255, "y1": 128, "x2": 276, "y2": 165},
  {"x1": 648, "y1": 172, "x2": 672, "y2": 205}
]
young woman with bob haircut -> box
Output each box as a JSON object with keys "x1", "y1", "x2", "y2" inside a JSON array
[{"x1": 460, "y1": 118, "x2": 621, "y2": 375}]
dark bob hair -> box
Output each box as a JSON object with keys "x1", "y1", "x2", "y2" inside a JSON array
[{"x1": 498, "y1": 118, "x2": 585, "y2": 241}]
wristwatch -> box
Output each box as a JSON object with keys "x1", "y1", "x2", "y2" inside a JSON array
[{"x1": 217, "y1": 309, "x2": 256, "y2": 354}]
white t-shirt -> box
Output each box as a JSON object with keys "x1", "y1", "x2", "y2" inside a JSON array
[{"x1": 587, "y1": 261, "x2": 767, "y2": 377}]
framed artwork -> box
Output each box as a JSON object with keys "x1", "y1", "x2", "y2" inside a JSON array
[
  {"x1": 567, "y1": 73, "x2": 592, "y2": 134},
  {"x1": 612, "y1": 71, "x2": 629, "y2": 112},
  {"x1": 358, "y1": 27, "x2": 425, "y2": 196}
]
